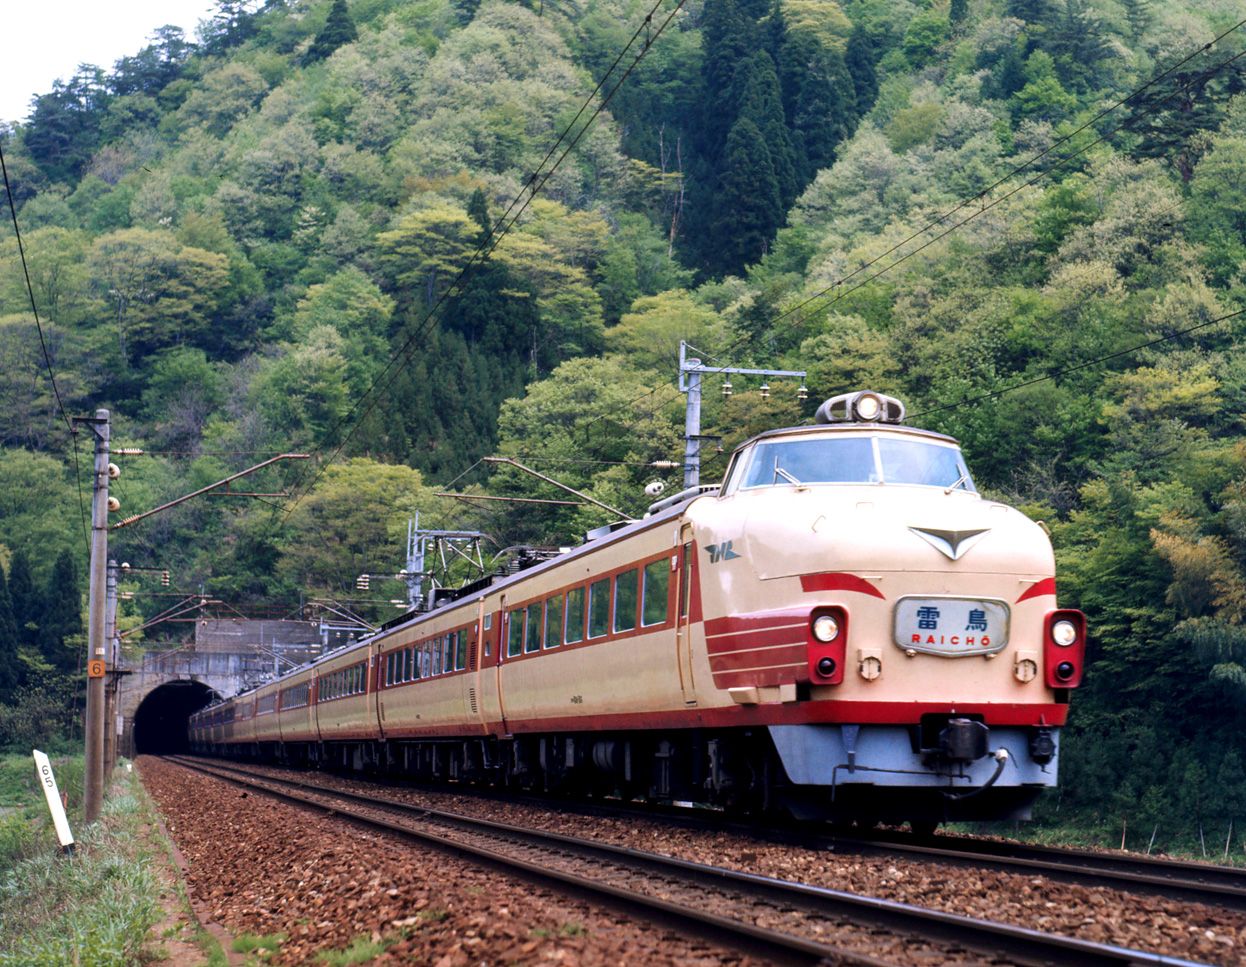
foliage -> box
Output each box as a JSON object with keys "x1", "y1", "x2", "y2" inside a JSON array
[
  {"x1": 0, "y1": 759, "x2": 163, "y2": 964},
  {"x1": 2, "y1": 0, "x2": 1246, "y2": 838}
]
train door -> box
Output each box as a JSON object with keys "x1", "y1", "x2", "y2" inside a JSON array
[
  {"x1": 473, "y1": 597, "x2": 506, "y2": 736},
  {"x1": 462, "y1": 611, "x2": 488, "y2": 735},
  {"x1": 495, "y1": 595, "x2": 512, "y2": 734},
  {"x1": 371, "y1": 642, "x2": 386, "y2": 740},
  {"x1": 676, "y1": 528, "x2": 698, "y2": 705}
]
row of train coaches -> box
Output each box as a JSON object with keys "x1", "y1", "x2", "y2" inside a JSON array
[{"x1": 190, "y1": 390, "x2": 1087, "y2": 822}]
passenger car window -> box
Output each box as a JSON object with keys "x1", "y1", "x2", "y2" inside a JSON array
[
  {"x1": 642, "y1": 559, "x2": 669, "y2": 626},
  {"x1": 614, "y1": 569, "x2": 638, "y2": 633},
  {"x1": 588, "y1": 578, "x2": 610, "y2": 638},
  {"x1": 525, "y1": 602, "x2": 543, "y2": 653},
  {"x1": 456, "y1": 629, "x2": 467, "y2": 670},
  {"x1": 507, "y1": 608, "x2": 524, "y2": 657},
  {"x1": 564, "y1": 587, "x2": 585, "y2": 644},
  {"x1": 545, "y1": 595, "x2": 562, "y2": 648}
]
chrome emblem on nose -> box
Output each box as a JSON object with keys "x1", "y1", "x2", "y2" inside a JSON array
[{"x1": 909, "y1": 527, "x2": 990, "y2": 561}]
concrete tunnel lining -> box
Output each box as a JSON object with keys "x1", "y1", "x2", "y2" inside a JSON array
[{"x1": 131, "y1": 680, "x2": 219, "y2": 755}]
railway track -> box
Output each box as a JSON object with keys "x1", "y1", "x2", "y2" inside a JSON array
[
  {"x1": 165, "y1": 756, "x2": 1206, "y2": 966},
  {"x1": 333, "y1": 765, "x2": 1246, "y2": 913},
  {"x1": 188, "y1": 756, "x2": 1246, "y2": 913}
]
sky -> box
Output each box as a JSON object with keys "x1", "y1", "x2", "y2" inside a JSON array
[{"x1": 1, "y1": 1, "x2": 217, "y2": 126}]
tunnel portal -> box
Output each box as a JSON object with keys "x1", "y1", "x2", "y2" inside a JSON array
[{"x1": 132, "y1": 680, "x2": 218, "y2": 755}]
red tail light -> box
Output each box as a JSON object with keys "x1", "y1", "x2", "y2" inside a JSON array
[
  {"x1": 808, "y1": 606, "x2": 847, "y2": 684},
  {"x1": 1044, "y1": 609, "x2": 1086, "y2": 688}
]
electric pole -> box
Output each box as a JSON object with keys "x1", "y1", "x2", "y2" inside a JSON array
[
  {"x1": 678, "y1": 342, "x2": 806, "y2": 489},
  {"x1": 76, "y1": 409, "x2": 110, "y2": 823},
  {"x1": 104, "y1": 560, "x2": 119, "y2": 773}
]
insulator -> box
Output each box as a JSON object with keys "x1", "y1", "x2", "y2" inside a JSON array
[
  {"x1": 107, "y1": 463, "x2": 120, "y2": 479},
  {"x1": 759, "y1": 383, "x2": 771, "y2": 400},
  {"x1": 161, "y1": 570, "x2": 170, "y2": 587},
  {"x1": 722, "y1": 378, "x2": 732, "y2": 398},
  {"x1": 797, "y1": 384, "x2": 809, "y2": 401},
  {"x1": 107, "y1": 496, "x2": 121, "y2": 512}
]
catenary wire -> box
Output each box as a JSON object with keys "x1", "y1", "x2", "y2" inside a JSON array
[
  {"x1": 908, "y1": 305, "x2": 1246, "y2": 420},
  {"x1": 274, "y1": 2, "x2": 675, "y2": 506},
  {"x1": 0, "y1": 135, "x2": 90, "y2": 554},
  {"x1": 279, "y1": 0, "x2": 688, "y2": 522},
  {"x1": 599, "y1": 35, "x2": 1246, "y2": 439},
  {"x1": 577, "y1": 18, "x2": 1246, "y2": 437}
]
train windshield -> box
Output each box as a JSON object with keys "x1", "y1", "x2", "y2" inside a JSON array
[{"x1": 736, "y1": 434, "x2": 975, "y2": 492}]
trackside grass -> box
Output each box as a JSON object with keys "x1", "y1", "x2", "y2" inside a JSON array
[{"x1": 0, "y1": 755, "x2": 172, "y2": 966}]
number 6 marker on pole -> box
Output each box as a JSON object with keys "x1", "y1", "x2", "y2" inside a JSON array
[{"x1": 32, "y1": 750, "x2": 75, "y2": 855}]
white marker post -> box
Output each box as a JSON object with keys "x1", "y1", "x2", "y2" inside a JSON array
[{"x1": 32, "y1": 750, "x2": 76, "y2": 855}]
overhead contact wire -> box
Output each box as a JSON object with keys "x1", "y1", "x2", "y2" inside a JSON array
[
  {"x1": 600, "y1": 30, "x2": 1246, "y2": 438},
  {"x1": 280, "y1": 0, "x2": 688, "y2": 522},
  {"x1": 0, "y1": 136, "x2": 90, "y2": 554}
]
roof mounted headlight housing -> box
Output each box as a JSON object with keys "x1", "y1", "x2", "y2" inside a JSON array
[{"x1": 815, "y1": 391, "x2": 906, "y2": 425}]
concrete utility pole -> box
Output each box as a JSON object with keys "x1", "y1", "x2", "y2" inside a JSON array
[
  {"x1": 78, "y1": 409, "x2": 110, "y2": 823},
  {"x1": 104, "y1": 560, "x2": 119, "y2": 773},
  {"x1": 678, "y1": 342, "x2": 806, "y2": 489}
]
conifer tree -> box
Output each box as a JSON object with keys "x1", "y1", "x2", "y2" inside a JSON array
[
  {"x1": 844, "y1": 28, "x2": 879, "y2": 112},
  {"x1": 697, "y1": 0, "x2": 756, "y2": 164},
  {"x1": 763, "y1": 0, "x2": 787, "y2": 67},
  {"x1": 950, "y1": 0, "x2": 969, "y2": 30},
  {"x1": 8, "y1": 550, "x2": 38, "y2": 646},
  {"x1": 304, "y1": 0, "x2": 357, "y2": 65},
  {"x1": 737, "y1": 51, "x2": 798, "y2": 209},
  {"x1": 39, "y1": 550, "x2": 83, "y2": 674},
  {"x1": 1120, "y1": 0, "x2": 1151, "y2": 43},
  {"x1": 781, "y1": 33, "x2": 857, "y2": 183},
  {"x1": 0, "y1": 565, "x2": 20, "y2": 703},
  {"x1": 710, "y1": 117, "x2": 782, "y2": 277},
  {"x1": 467, "y1": 187, "x2": 492, "y2": 241}
]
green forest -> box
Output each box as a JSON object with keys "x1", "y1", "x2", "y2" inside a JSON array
[{"x1": 2, "y1": 0, "x2": 1246, "y2": 848}]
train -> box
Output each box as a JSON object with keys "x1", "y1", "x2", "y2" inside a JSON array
[{"x1": 190, "y1": 390, "x2": 1085, "y2": 830}]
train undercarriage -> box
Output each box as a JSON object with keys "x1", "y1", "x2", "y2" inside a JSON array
[{"x1": 201, "y1": 721, "x2": 1047, "y2": 829}]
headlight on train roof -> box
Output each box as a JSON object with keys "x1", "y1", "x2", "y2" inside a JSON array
[
  {"x1": 1051, "y1": 619, "x2": 1078, "y2": 646},
  {"x1": 814, "y1": 390, "x2": 906, "y2": 425},
  {"x1": 812, "y1": 614, "x2": 840, "y2": 642}
]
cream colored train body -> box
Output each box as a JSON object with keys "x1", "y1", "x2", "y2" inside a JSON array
[{"x1": 191, "y1": 392, "x2": 1085, "y2": 825}]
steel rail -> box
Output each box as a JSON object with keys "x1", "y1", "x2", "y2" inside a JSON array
[
  {"x1": 836, "y1": 831, "x2": 1246, "y2": 912},
  {"x1": 276, "y1": 763, "x2": 1246, "y2": 912},
  {"x1": 166, "y1": 757, "x2": 878, "y2": 967},
  {"x1": 167, "y1": 757, "x2": 1206, "y2": 967}
]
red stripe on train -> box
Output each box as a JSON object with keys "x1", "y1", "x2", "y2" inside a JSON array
[
  {"x1": 800, "y1": 572, "x2": 886, "y2": 599},
  {"x1": 1017, "y1": 577, "x2": 1057, "y2": 603}
]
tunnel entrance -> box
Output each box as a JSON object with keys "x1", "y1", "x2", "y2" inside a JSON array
[{"x1": 132, "y1": 680, "x2": 218, "y2": 755}]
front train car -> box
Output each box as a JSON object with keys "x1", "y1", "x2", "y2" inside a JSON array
[{"x1": 688, "y1": 390, "x2": 1084, "y2": 825}]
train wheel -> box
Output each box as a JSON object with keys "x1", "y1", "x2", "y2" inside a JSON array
[{"x1": 909, "y1": 819, "x2": 939, "y2": 838}]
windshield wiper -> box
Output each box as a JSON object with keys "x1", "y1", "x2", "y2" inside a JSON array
[
  {"x1": 944, "y1": 472, "x2": 971, "y2": 494},
  {"x1": 773, "y1": 461, "x2": 802, "y2": 486}
]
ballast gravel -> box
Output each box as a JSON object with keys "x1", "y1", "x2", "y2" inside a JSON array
[
  {"x1": 204, "y1": 759, "x2": 1246, "y2": 966},
  {"x1": 137, "y1": 757, "x2": 750, "y2": 966}
]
